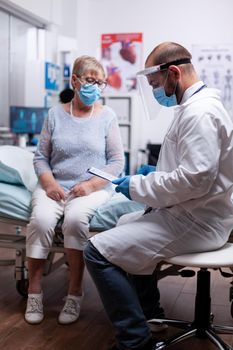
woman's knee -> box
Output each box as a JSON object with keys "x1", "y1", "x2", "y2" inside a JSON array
[
  {"x1": 63, "y1": 213, "x2": 89, "y2": 236},
  {"x1": 28, "y1": 214, "x2": 57, "y2": 235}
]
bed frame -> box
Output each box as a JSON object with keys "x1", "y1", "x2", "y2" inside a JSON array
[{"x1": 0, "y1": 216, "x2": 66, "y2": 297}]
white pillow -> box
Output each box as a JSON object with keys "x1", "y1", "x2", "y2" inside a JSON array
[{"x1": 0, "y1": 145, "x2": 38, "y2": 192}]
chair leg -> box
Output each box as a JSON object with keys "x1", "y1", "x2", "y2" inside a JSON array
[
  {"x1": 193, "y1": 268, "x2": 211, "y2": 332},
  {"x1": 205, "y1": 329, "x2": 233, "y2": 350},
  {"x1": 214, "y1": 325, "x2": 233, "y2": 334},
  {"x1": 153, "y1": 268, "x2": 233, "y2": 349},
  {"x1": 154, "y1": 328, "x2": 197, "y2": 349}
]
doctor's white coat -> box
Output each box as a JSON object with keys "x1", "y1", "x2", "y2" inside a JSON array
[{"x1": 91, "y1": 86, "x2": 233, "y2": 275}]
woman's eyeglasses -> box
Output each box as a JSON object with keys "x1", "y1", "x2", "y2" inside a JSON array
[{"x1": 77, "y1": 75, "x2": 107, "y2": 91}]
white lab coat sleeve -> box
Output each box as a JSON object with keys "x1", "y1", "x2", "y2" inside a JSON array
[{"x1": 130, "y1": 112, "x2": 221, "y2": 208}]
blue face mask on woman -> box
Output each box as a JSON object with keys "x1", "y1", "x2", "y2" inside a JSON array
[
  {"x1": 153, "y1": 86, "x2": 177, "y2": 107},
  {"x1": 78, "y1": 84, "x2": 101, "y2": 106}
]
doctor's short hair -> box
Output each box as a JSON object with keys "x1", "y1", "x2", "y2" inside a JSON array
[
  {"x1": 146, "y1": 42, "x2": 194, "y2": 73},
  {"x1": 72, "y1": 55, "x2": 106, "y2": 78}
]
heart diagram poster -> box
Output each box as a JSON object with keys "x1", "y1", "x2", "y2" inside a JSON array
[{"x1": 101, "y1": 33, "x2": 143, "y2": 93}]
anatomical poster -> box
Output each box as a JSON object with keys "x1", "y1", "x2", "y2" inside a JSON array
[
  {"x1": 101, "y1": 33, "x2": 143, "y2": 93},
  {"x1": 192, "y1": 44, "x2": 233, "y2": 117}
]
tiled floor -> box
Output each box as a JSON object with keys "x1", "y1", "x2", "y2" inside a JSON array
[{"x1": 0, "y1": 220, "x2": 233, "y2": 350}]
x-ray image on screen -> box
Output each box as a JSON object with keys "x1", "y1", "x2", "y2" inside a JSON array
[{"x1": 10, "y1": 106, "x2": 48, "y2": 134}]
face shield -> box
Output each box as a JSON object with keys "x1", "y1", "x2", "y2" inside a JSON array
[{"x1": 136, "y1": 58, "x2": 191, "y2": 120}]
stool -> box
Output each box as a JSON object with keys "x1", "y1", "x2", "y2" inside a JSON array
[{"x1": 150, "y1": 243, "x2": 233, "y2": 350}]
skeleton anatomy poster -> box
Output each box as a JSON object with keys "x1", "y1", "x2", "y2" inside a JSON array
[{"x1": 192, "y1": 45, "x2": 233, "y2": 117}]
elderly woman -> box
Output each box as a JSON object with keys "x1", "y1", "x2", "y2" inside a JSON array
[{"x1": 25, "y1": 56, "x2": 124, "y2": 325}]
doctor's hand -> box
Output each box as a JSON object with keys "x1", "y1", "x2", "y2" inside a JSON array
[
  {"x1": 136, "y1": 164, "x2": 156, "y2": 176},
  {"x1": 112, "y1": 176, "x2": 131, "y2": 200}
]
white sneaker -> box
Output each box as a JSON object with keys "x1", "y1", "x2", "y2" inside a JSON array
[
  {"x1": 25, "y1": 293, "x2": 44, "y2": 324},
  {"x1": 58, "y1": 294, "x2": 83, "y2": 325}
]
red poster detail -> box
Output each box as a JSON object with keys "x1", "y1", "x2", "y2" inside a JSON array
[{"x1": 101, "y1": 33, "x2": 143, "y2": 93}]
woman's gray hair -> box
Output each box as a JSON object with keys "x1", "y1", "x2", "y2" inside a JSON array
[{"x1": 72, "y1": 55, "x2": 106, "y2": 78}]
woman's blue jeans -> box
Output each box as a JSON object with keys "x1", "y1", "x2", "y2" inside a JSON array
[{"x1": 84, "y1": 242, "x2": 151, "y2": 350}]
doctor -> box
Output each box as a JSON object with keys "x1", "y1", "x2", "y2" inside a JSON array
[{"x1": 84, "y1": 42, "x2": 233, "y2": 350}]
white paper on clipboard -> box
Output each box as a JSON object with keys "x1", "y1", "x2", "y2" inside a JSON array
[{"x1": 87, "y1": 167, "x2": 117, "y2": 182}]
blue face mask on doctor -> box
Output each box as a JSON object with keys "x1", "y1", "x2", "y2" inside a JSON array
[
  {"x1": 153, "y1": 86, "x2": 177, "y2": 107},
  {"x1": 152, "y1": 71, "x2": 178, "y2": 107},
  {"x1": 77, "y1": 84, "x2": 101, "y2": 106}
]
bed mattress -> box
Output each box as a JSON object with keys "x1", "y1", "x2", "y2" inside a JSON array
[{"x1": 0, "y1": 183, "x2": 145, "y2": 231}]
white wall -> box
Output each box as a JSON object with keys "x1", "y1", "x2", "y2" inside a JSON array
[
  {"x1": 75, "y1": 0, "x2": 233, "y2": 146},
  {"x1": 1, "y1": 0, "x2": 79, "y2": 108},
  {"x1": 4, "y1": 0, "x2": 79, "y2": 38},
  {"x1": 58, "y1": 0, "x2": 77, "y2": 38},
  {"x1": 6, "y1": 0, "x2": 62, "y2": 25},
  {"x1": 4, "y1": 0, "x2": 233, "y2": 146}
]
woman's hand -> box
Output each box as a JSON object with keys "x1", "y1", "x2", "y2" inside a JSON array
[
  {"x1": 70, "y1": 181, "x2": 95, "y2": 197},
  {"x1": 39, "y1": 172, "x2": 66, "y2": 201},
  {"x1": 45, "y1": 183, "x2": 66, "y2": 201}
]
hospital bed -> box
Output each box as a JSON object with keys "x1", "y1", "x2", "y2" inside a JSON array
[
  {"x1": 0, "y1": 179, "x2": 145, "y2": 297},
  {"x1": 0, "y1": 215, "x2": 66, "y2": 297}
]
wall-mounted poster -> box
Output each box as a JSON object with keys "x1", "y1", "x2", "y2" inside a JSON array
[
  {"x1": 101, "y1": 33, "x2": 143, "y2": 93},
  {"x1": 45, "y1": 62, "x2": 60, "y2": 91},
  {"x1": 192, "y1": 45, "x2": 233, "y2": 117}
]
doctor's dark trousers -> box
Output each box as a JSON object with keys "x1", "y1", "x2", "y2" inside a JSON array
[{"x1": 84, "y1": 241, "x2": 155, "y2": 350}]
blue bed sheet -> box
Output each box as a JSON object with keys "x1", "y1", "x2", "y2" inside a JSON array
[
  {"x1": 0, "y1": 183, "x2": 145, "y2": 231},
  {"x1": 90, "y1": 193, "x2": 145, "y2": 231},
  {"x1": 0, "y1": 182, "x2": 31, "y2": 222}
]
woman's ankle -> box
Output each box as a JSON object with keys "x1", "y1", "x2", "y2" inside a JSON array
[
  {"x1": 67, "y1": 289, "x2": 83, "y2": 297},
  {"x1": 28, "y1": 285, "x2": 42, "y2": 294}
]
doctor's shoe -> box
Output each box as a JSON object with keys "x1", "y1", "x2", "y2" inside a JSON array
[
  {"x1": 58, "y1": 294, "x2": 83, "y2": 324},
  {"x1": 147, "y1": 309, "x2": 168, "y2": 333},
  {"x1": 147, "y1": 318, "x2": 168, "y2": 333},
  {"x1": 25, "y1": 292, "x2": 44, "y2": 324}
]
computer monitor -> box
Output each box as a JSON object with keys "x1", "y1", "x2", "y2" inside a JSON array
[{"x1": 10, "y1": 106, "x2": 48, "y2": 135}]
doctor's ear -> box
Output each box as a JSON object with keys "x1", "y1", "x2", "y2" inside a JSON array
[{"x1": 168, "y1": 65, "x2": 181, "y2": 79}]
